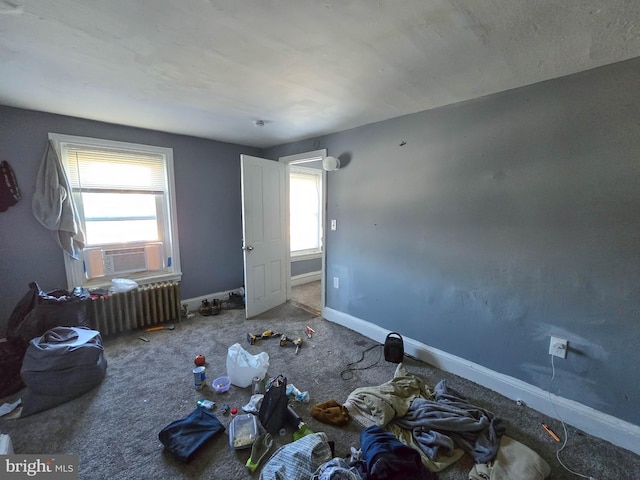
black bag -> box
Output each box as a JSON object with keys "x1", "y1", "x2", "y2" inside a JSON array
[
  {"x1": 258, "y1": 375, "x2": 289, "y2": 434},
  {"x1": 8, "y1": 282, "x2": 89, "y2": 350},
  {"x1": 0, "y1": 160, "x2": 21, "y2": 212},
  {"x1": 6, "y1": 282, "x2": 40, "y2": 346},
  {"x1": 0, "y1": 342, "x2": 25, "y2": 398}
]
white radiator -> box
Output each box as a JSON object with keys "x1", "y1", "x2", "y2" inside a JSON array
[{"x1": 86, "y1": 281, "x2": 180, "y2": 336}]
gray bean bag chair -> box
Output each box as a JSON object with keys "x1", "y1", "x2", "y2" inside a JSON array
[{"x1": 20, "y1": 327, "x2": 107, "y2": 417}]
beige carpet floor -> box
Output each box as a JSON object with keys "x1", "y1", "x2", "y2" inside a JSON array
[{"x1": 290, "y1": 280, "x2": 321, "y2": 314}]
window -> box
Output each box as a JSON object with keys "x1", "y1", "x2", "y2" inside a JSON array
[
  {"x1": 49, "y1": 133, "x2": 181, "y2": 289},
  {"x1": 289, "y1": 165, "x2": 323, "y2": 256}
]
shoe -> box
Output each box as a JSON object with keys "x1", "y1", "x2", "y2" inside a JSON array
[
  {"x1": 222, "y1": 292, "x2": 244, "y2": 310},
  {"x1": 210, "y1": 299, "x2": 221, "y2": 315},
  {"x1": 199, "y1": 299, "x2": 211, "y2": 316}
]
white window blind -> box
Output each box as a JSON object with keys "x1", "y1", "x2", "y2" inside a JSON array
[{"x1": 64, "y1": 145, "x2": 166, "y2": 192}]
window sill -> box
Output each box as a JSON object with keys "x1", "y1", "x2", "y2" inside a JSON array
[
  {"x1": 291, "y1": 252, "x2": 323, "y2": 262},
  {"x1": 78, "y1": 271, "x2": 182, "y2": 291}
]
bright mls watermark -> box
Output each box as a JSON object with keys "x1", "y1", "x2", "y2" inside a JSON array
[{"x1": 1, "y1": 455, "x2": 78, "y2": 479}]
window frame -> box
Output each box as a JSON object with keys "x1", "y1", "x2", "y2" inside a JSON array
[
  {"x1": 289, "y1": 164, "x2": 324, "y2": 258},
  {"x1": 49, "y1": 133, "x2": 182, "y2": 290}
]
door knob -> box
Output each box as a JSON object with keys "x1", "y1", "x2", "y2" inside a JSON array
[{"x1": 244, "y1": 245, "x2": 254, "y2": 251}]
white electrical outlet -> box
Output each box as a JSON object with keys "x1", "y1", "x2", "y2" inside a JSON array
[
  {"x1": 331, "y1": 219, "x2": 337, "y2": 231},
  {"x1": 333, "y1": 276, "x2": 339, "y2": 289},
  {"x1": 549, "y1": 336, "x2": 568, "y2": 358}
]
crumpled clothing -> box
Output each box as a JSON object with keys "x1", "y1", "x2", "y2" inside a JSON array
[
  {"x1": 393, "y1": 379, "x2": 505, "y2": 464},
  {"x1": 349, "y1": 447, "x2": 363, "y2": 463},
  {"x1": 469, "y1": 436, "x2": 550, "y2": 480},
  {"x1": 360, "y1": 425, "x2": 437, "y2": 480},
  {"x1": 242, "y1": 394, "x2": 264, "y2": 414},
  {"x1": 311, "y1": 399, "x2": 350, "y2": 426},
  {"x1": 314, "y1": 458, "x2": 363, "y2": 480},
  {"x1": 344, "y1": 363, "x2": 463, "y2": 472},
  {"x1": 287, "y1": 383, "x2": 310, "y2": 402},
  {"x1": 158, "y1": 407, "x2": 225, "y2": 462},
  {"x1": 342, "y1": 362, "x2": 430, "y2": 428},
  {"x1": 411, "y1": 428, "x2": 456, "y2": 460},
  {"x1": 260, "y1": 432, "x2": 332, "y2": 480}
]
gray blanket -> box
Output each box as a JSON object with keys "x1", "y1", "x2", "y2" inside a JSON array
[{"x1": 392, "y1": 379, "x2": 505, "y2": 464}]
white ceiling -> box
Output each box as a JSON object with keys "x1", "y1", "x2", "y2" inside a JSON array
[{"x1": 1, "y1": 1, "x2": 639, "y2": 148}]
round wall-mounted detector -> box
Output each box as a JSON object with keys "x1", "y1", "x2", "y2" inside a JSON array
[
  {"x1": 254, "y1": 120, "x2": 265, "y2": 127},
  {"x1": 322, "y1": 156, "x2": 341, "y2": 171}
]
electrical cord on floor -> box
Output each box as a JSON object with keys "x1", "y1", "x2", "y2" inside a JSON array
[
  {"x1": 548, "y1": 354, "x2": 597, "y2": 480},
  {"x1": 340, "y1": 344, "x2": 383, "y2": 380}
]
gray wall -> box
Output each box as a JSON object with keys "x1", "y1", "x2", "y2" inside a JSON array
[
  {"x1": 291, "y1": 257, "x2": 322, "y2": 277},
  {"x1": 0, "y1": 106, "x2": 261, "y2": 335},
  {"x1": 267, "y1": 57, "x2": 640, "y2": 426}
]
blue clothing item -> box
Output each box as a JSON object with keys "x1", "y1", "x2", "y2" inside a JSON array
[
  {"x1": 360, "y1": 425, "x2": 437, "y2": 480},
  {"x1": 158, "y1": 407, "x2": 225, "y2": 462},
  {"x1": 315, "y1": 458, "x2": 363, "y2": 480}
]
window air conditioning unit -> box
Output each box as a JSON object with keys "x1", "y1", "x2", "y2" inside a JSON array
[{"x1": 84, "y1": 244, "x2": 164, "y2": 279}]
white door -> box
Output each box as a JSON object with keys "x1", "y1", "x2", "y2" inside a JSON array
[{"x1": 241, "y1": 154, "x2": 287, "y2": 318}]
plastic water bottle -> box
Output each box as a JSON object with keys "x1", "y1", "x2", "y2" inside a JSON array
[{"x1": 197, "y1": 399, "x2": 215, "y2": 410}]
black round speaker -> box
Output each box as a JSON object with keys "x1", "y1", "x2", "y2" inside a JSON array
[{"x1": 384, "y1": 332, "x2": 404, "y2": 363}]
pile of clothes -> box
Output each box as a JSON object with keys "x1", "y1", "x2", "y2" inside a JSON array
[
  {"x1": 258, "y1": 429, "x2": 437, "y2": 480},
  {"x1": 308, "y1": 363, "x2": 550, "y2": 480}
]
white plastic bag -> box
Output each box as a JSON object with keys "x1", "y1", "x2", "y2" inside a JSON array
[
  {"x1": 226, "y1": 343, "x2": 269, "y2": 388},
  {"x1": 110, "y1": 278, "x2": 138, "y2": 293}
]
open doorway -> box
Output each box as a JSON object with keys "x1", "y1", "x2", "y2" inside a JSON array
[
  {"x1": 280, "y1": 150, "x2": 326, "y2": 315},
  {"x1": 291, "y1": 280, "x2": 321, "y2": 313}
]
